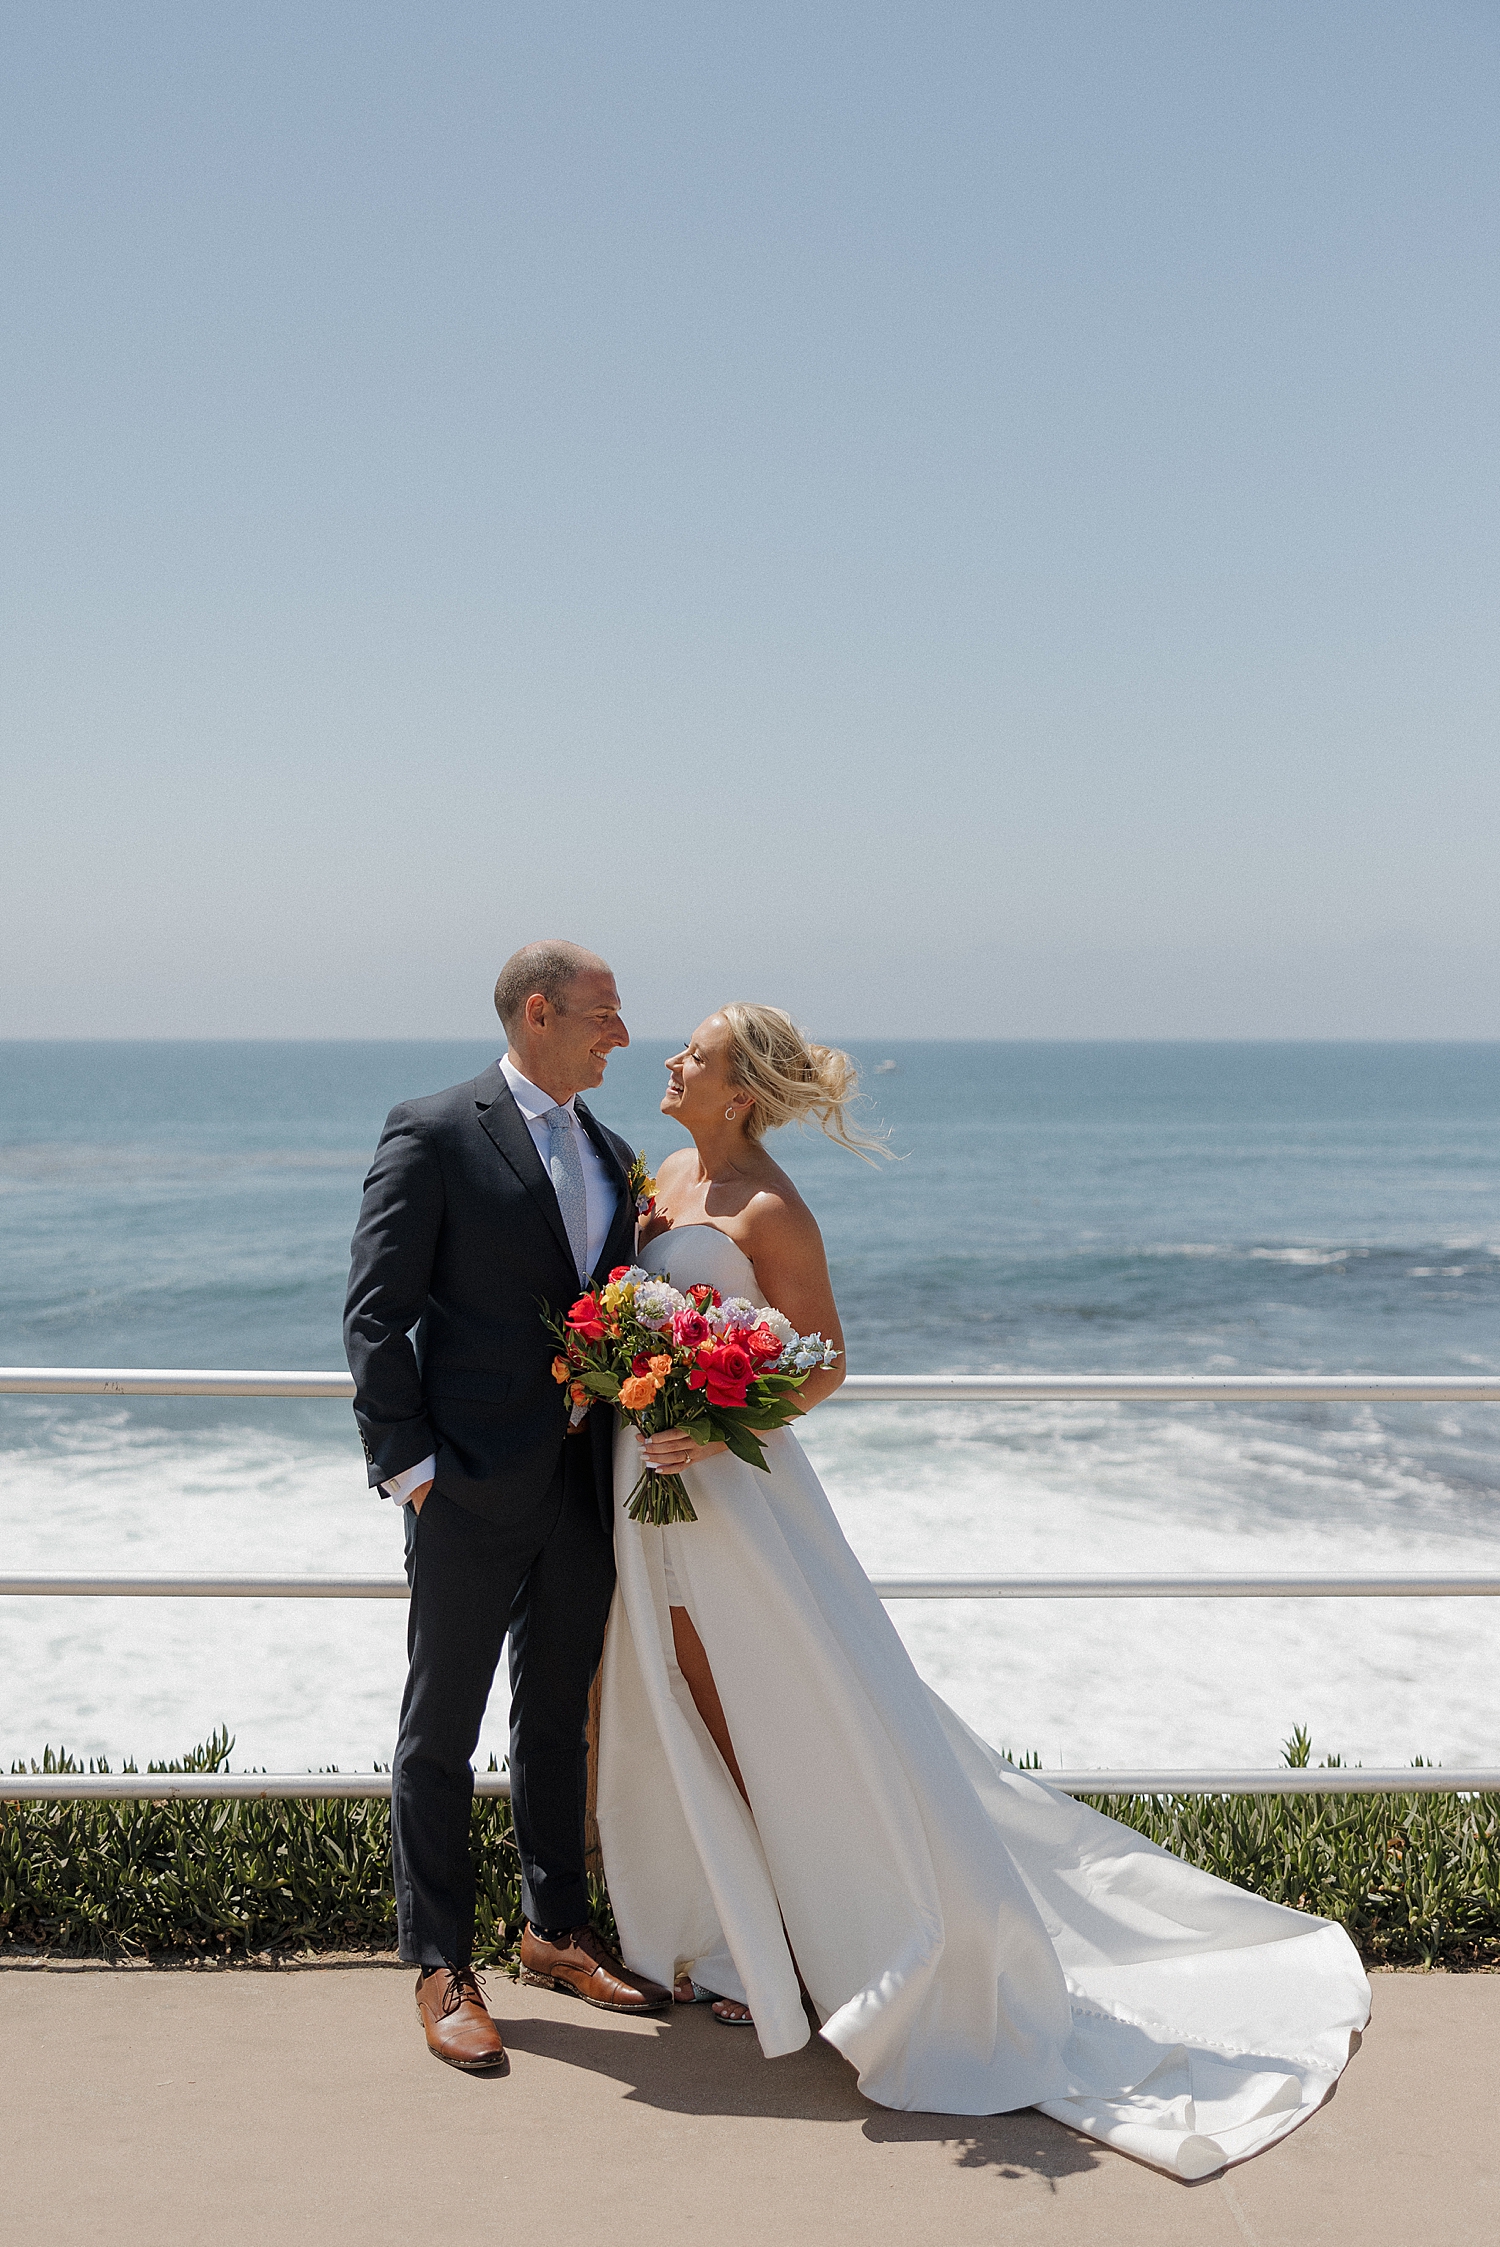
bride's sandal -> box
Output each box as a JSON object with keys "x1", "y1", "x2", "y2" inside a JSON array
[{"x1": 673, "y1": 1971, "x2": 750, "y2": 2021}]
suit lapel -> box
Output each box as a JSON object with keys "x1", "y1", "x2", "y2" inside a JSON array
[
  {"x1": 576, "y1": 1100, "x2": 638, "y2": 1280},
  {"x1": 473, "y1": 1068, "x2": 578, "y2": 1279},
  {"x1": 575, "y1": 1099, "x2": 631, "y2": 1197}
]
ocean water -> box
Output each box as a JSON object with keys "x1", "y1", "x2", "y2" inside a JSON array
[{"x1": 1, "y1": 1039, "x2": 1497, "y2": 1778}]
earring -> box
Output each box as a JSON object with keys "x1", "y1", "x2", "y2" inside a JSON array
[{"x1": 725, "y1": 1106, "x2": 737, "y2": 1121}]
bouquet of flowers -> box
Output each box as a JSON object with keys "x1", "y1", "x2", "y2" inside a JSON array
[{"x1": 544, "y1": 1266, "x2": 840, "y2": 1524}]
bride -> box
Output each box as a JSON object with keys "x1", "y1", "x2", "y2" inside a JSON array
[{"x1": 593, "y1": 1004, "x2": 1369, "y2": 2182}]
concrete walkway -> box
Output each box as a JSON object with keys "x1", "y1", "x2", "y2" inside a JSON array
[{"x1": 2, "y1": 1964, "x2": 1494, "y2": 2246}]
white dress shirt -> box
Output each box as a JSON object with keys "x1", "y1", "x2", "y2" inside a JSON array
[{"x1": 379, "y1": 1056, "x2": 621, "y2": 1507}]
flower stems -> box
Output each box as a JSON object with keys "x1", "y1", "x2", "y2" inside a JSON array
[{"x1": 625, "y1": 1467, "x2": 698, "y2": 1526}]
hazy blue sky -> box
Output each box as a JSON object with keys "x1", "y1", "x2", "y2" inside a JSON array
[{"x1": 3, "y1": 3, "x2": 1496, "y2": 1039}]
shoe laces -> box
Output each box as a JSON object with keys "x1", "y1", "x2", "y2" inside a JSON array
[{"x1": 439, "y1": 1967, "x2": 486, "y2": 2017}]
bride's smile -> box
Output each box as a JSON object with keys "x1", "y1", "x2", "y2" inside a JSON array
[{"x1": 659, "y1": 1017, "x2": 756, "y2": 1142}]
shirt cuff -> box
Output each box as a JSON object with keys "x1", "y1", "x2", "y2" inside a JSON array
[{"x1": 380, "y1": 1455, "x2": 436, "y2": 1506}]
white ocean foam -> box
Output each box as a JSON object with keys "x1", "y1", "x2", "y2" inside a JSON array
[
  {"x1": 1246, "y1": 1247, "x2": 1355, "y2": 1266},
  {"x1": 799, "y1": 1404, "x2": 1500, "y2": 1775},
  {"x1": 1142, "y1": 1243, "x2": 1366, "y2": 1265},
  {"x1": 3, "y1": 1405, "x2": 1499, "y2": 1781},
  {"x1": 0, "y1": 1425, "x2": 422, "y2": 1773}
]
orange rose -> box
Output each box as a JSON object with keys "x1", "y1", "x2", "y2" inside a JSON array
[
  {"x1": 569, "y1": 1382, "x2": 589, "y2": 1408},
  {"x1": 649, "y1": 1355, "x2": 673, "y2": 1377},
  {"x1": 619, "y1": 1374, "x2": 659, "y2": 1411},
  {"x1": 551, "y1": 1356, "x2": 571, "y2": 1384}
]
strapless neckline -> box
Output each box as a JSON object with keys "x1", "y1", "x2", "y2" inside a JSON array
[
  {"x1": 639, "y1": 1222, "x2": 760, "y2": 1300},
  {"x1": 651, "y1": 1221, "x2": 742, "y2": 1254}
]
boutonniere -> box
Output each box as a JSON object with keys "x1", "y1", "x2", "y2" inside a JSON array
[{"x1": 627, "y1": 1150, "x2": 657, "y2": 1217}]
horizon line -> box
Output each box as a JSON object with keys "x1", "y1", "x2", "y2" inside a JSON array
[{"x1": 2, "y1": 1034, "x2": 1497, "y2": 1050}]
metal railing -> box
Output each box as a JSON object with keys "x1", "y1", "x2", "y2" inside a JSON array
[
  {"x1": 5, "y1": 1367, "x2": 1498, "y2": 1403},
  {"x1": 4, "y1": 1570, "x2": 1500, "y2": 1601},
  {"x1": 6, "y1": 1765, "x2": 1498, "y2": 1802},
  {"x1": 4, "y1": 1364, "x2": 1497, "y2": 1802}
]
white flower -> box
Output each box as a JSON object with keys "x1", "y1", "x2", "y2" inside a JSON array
[
  {"x1": 633, "y1": 1280, "x2": 689, "y2": 1330},
  {"x1": 787, "y1": 1331, "x2": 840, "y2": 1372}
]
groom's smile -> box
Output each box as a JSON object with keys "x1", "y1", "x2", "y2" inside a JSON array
[{"x1": 542, "y1": 965, "x2": 629, "y2": 1095}]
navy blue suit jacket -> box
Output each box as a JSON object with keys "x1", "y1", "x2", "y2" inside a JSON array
[{"x1": 343, "y1": 1064, "x2": 637, "y2": 1527}]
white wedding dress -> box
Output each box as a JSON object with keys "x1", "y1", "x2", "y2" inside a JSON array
[{"x1": 595, "y1": 1227, "x2": 1370, "y2": 2181}]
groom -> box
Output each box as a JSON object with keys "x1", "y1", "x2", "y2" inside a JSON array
[{"x1": 344, "y1": 940, "x2": 670, "y2": 2071}]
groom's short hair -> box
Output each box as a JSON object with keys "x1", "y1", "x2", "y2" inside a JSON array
[{"x1": 494, "y1": 940, "x2": 608, "y2": 1035}]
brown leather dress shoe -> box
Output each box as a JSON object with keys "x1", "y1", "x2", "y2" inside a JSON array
[
  {"x1": 517, "y1": 1923, "x2": 672, "y2": 2013},
  {"x1": 415, "y1": 1966, "x2": 508, "y2": 2072}
]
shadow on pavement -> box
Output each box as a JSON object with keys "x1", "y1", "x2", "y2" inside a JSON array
[{"x1": 500, "y1": 1999, "x2": 1103, "y2": 2185}]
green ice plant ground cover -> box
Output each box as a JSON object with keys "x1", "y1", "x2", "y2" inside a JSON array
[
  {"x1": 0, "y1": 1730, "x2": 611, "y2": 1969},
  {"x1": 2, "y1": 1729, "x2": 1497, "y2": 1970}
]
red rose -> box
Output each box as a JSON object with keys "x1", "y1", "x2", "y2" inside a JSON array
[
  {"x1": 747, "y1": 1323, "x2": 782, "y2": 1361},
  {"x1": 693, "y1": 1337, "x2": 753, "y2": 1409},
  {"x1": 671, "y1": 1309, "x2": 709, "y2": 1349},
  {"x1": 566, "y1": 1294, "x2": 607, "y2": 1342},
  {"x1": 688, "y1": 1284, "x2": 721, "y2": 1310},
  {"x1": 713, "y1": 1341, "x2": 753, "y2": 1384},
  {"x1": 609, "y1": 1265, "x2": 631, "y2": 1282},
  {"x1": 630, "y1": 1352, "x2": 657, "y2": 1377}
]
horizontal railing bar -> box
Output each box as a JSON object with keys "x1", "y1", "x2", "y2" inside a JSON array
[
  {"x1": 0, "y1": 1576, "x2": 414, "y2": 1599},
  {"x1": 4, "y1": 1572, "x2": 1500, "y2": 1600},
  {"x1": 3, "y1": 1769, "x2": 1496, "y2": 1802},
  {"x1": 0, "y1": 1773, "x2": 510, "y2": 1802},
  {"x1": 2, "y1": 1368, "x2": 1497, "y2": 1403},
  {"x1": 879, "y1": 1574, "x2": 1500, "y2": 1600},
  {"x1": 0, "y1": 1369, "x2": 357, "y2": 1398},
  {"x1": 1050, "y1": 1770, "x2": 1500, "y2": 1796},
  {"x1": 832, "y1": 1375, "x2": 1500, "y2": 1404}
]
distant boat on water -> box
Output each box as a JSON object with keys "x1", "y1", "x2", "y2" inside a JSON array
[{"x1": 873, "y1": 1059, "x2": 899, "y2": 1074}]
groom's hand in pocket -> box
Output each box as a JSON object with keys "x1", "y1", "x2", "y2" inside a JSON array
[{"x1": 410, "y1": 1480, "x2": 433, "y2": 1515}]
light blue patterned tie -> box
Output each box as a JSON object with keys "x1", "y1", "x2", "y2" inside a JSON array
[{"x1": 542, "y1": 1105, "x2": 589, "y2": 1281}]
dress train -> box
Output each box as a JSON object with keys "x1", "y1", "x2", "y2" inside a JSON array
[{"x1": 595, "y1": 1227, "x2": 1369, "y2": 2181}]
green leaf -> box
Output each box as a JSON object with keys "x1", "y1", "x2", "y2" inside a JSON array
[
  {"x1": 718, "y1": 1422, "x2": 770, "y2": 1471},
  {"x1": 581, "y1": 1370, "x2": 621, "y2": 1397}
]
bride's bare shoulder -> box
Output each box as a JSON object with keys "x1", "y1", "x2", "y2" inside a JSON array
[{"x1": 737, "y1": 1164, "x2": 824, "y2": 1254}]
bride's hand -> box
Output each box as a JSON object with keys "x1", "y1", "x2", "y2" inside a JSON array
[{"x1": 635, "y1": 1427, "x2": 728, "y2": 1473}]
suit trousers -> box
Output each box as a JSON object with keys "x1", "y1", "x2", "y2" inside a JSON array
[{"x1": 391, "y1": 1439, "x2": 616, "y2": 1968}]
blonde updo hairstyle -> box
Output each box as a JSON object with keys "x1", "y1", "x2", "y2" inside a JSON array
[{"x1": 719, "y1": 1003, "x2": 892, "y2": 1163}]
